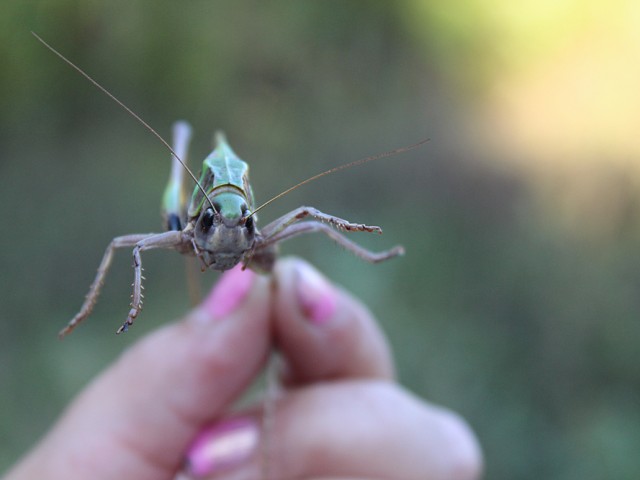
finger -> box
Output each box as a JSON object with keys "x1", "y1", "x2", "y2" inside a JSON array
[
  {"x1": 274, "y1": 381, "x2": 482, "y2": 480},
  {"x1": 272, "y1": 257, "x2": 394, "y2": 384},
  {"x1": 183, "y1": 381, "x2": 482, "y2": 480},
  {"x1": 11, "y1": 266, "x2": 271, "y2": 480}
]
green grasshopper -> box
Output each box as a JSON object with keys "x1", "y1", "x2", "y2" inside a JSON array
[{"x1": 33, "y1": 33, "x2": 425, "y2": 337}]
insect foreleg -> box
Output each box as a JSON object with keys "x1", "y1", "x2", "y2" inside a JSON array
[
  {"x1": 257, "y1": 221, "x2": 404, "y2": 263},
  {"x1": 260, "y1": 206, "x2": 383, "y2": 238},
  {"x1": 59, "y1": 231, "x2": 186, "y2": 338},
  {"x1": 116, "y1": 230, "x2": 185, "y2": 335},
  {"x1": 60, "y1": 234, "x2": 156, "y2": 338}
]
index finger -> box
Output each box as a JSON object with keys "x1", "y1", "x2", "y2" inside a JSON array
[{"x1": 272, "y1": 257, "x2": 394, "y2": 385}]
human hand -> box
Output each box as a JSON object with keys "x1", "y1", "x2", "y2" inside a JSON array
[{"x1": 5, "y1": 258, "x2": 482, "y2": 480}]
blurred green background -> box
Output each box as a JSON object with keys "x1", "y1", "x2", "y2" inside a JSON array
[{"x1": 2, "y1": 1, "x2": 640, "y2": 478}]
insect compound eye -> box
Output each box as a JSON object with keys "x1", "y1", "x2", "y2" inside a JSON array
[
  {"x1": 244, "y1": 214, "x2": 254, "y2": 234},
  {"x1": 201, "y1": 207, "x2": 215, "y2": 231}
]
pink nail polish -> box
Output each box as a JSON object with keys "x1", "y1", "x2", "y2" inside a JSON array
[
  {"x1": 184, "y1": 417, "x2": 259, "y2": 477},
  {"x1": 295, "y1": 262, "x2": 337, "y2": 324},
  {"x1": 202, "y1": 265, "x2": 255, "y2": 319}
]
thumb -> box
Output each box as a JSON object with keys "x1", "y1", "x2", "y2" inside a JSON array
[{"x1": 8, "y1": 266, "x2": 271, "y2": 480}]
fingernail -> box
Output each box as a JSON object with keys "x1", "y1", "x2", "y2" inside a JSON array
[
  {"x1": 184, "y1": 417, "x2": 259, "y2": 477},
  {"x1": 294, "y1": 262, "x2": 337, "y2": 324},
  {"x1": 202, "y1": 265, "x2": 255, "y2": 319}
]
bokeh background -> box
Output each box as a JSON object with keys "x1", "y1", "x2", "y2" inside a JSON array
[{"x1": 2, "y1": 1, "x2": 640, "y2": 478}]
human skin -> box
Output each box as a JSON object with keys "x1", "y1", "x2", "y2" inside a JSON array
[{"x1": 5, "y1": 258, "x2": 482, "y2": 480}]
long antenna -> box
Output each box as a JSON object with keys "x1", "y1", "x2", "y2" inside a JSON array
[
  {"x1": 248, "y1": 138, "x2": 429, "y2": 218},
  {"x1": 31, "y1": 32, "x2": 215, "y2": 212}
]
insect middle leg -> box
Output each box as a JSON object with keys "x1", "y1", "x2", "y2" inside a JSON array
[
  {"x1": 60, "y1": 231, "x2": 184, "y2": 338},
  {"x1": 258, "y1": 221, "x2": 404, "y2": 263}
]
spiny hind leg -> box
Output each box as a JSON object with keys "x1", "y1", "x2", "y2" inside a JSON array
[
  {"x1": 162, "y1": 121, "x2": 193, "y2": 231},
  {"x1": 260, "y1": 206, "x2": 383, "y2": 238},
  {"x1": 60, "y1": 234, "x2": 154, "y2": 338},
  {"x1": 116, "y1": 231, "x2": 185, "y2": 334},
  {"x1": 258, "y1": 221, "x2": 404, "y2": 263}
]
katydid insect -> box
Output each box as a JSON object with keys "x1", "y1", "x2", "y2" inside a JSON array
[{"x1": 33, "y1": 33, "x2": 426, "y2": 337}]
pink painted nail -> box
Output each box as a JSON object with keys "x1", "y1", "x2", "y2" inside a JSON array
[
  {"x1": 294, "y1": 262, "x2": 337, "y2": 324},
  {"x1": 202, "y1": 265, "x2": 255, "y2": 319},
  {"x1": 184, "y1": 417, "x2": 259, "y2": 477}
]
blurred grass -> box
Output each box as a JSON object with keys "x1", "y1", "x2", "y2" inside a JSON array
[{"x1": 1, "y1": 2, "x2": 640, "y2": 479}]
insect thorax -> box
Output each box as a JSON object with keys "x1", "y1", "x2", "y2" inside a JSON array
[{"x1": 187, "y1": 134, "x2": 254, "y2": 218}]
